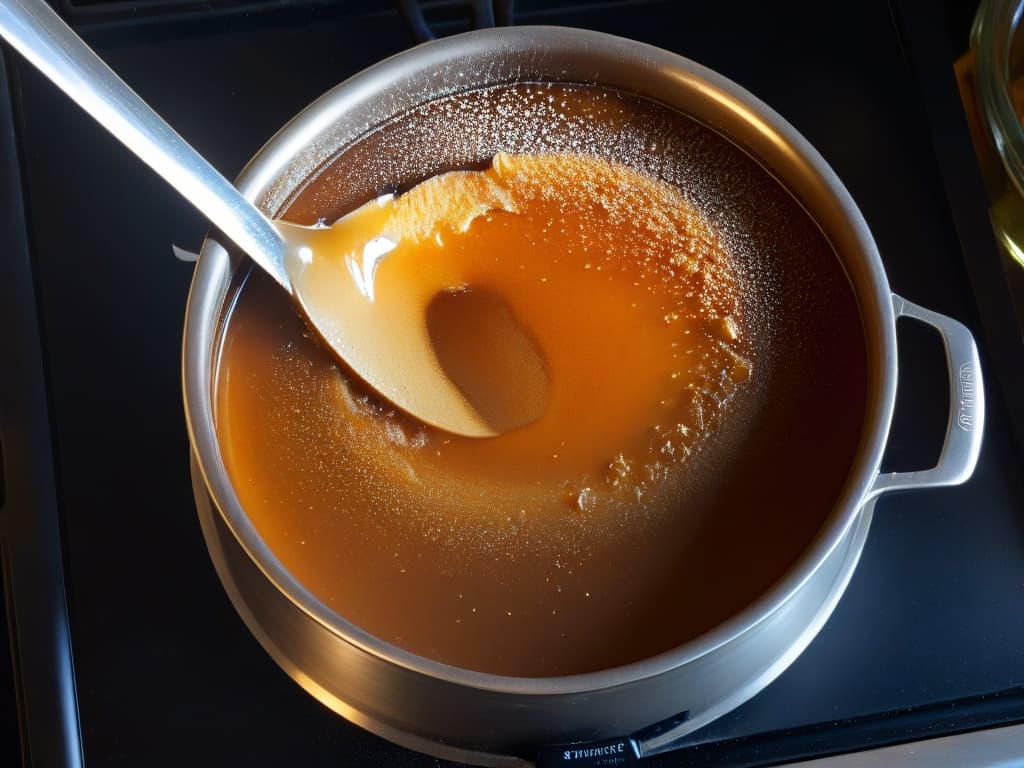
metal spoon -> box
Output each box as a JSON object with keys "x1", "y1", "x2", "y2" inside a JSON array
[{"x1": 0, "y1": 0, "x2": 548, "y2": 437}]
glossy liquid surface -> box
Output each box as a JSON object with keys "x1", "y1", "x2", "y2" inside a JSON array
[
  {"x1": 215, "y1": 85, "x2": 868, "y2": 676},
  {"x1": 285, "y1": 152, "x2": 748, "y2": 478}
]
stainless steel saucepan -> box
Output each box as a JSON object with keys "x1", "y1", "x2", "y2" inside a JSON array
[{"x1": 182, "y1": 26, "x2": 985, "y2": 767}]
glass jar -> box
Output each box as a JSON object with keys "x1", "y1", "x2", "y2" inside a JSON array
[{"x1": 965, "y1": 0, "x2": 1024, "y2": 267}]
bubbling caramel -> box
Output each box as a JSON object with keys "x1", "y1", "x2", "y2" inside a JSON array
[{"x1": 214, "y1": 84, "x2": 868, "y2": 677}]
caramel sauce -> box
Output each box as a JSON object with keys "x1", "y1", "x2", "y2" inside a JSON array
[{"x1": 214, "y1": 85, "x2": 868, "y2": 677}]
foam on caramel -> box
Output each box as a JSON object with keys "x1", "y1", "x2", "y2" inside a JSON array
[{"x1": 296, "y1": 151, "x2": 753, "y2": 510}]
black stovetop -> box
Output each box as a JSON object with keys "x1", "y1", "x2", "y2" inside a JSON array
[{"x1": 1, "y1": 1, "x2": 1023, "y2": 766}]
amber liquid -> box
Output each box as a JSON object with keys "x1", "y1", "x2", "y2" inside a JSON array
[{"x1": 215, "y1": 85, "x2": 868, "y2": 676}]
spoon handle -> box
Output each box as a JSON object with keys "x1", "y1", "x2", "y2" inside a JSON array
[{"x1": 0, "y1": 0, "x2": 289, "y2": 289}]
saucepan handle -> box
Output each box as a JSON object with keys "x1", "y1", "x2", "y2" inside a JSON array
[{"x1": 867, "y1": 294, "x2": 985, "y2": 499}]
